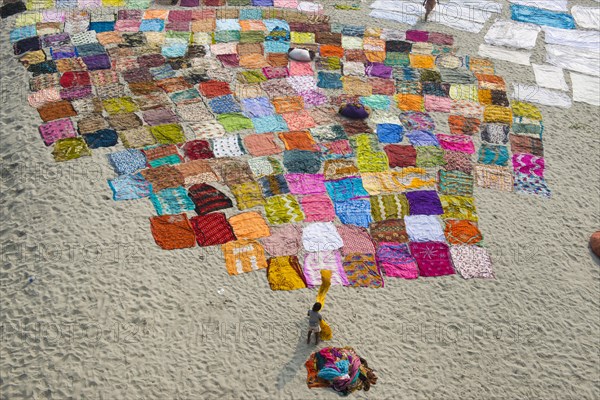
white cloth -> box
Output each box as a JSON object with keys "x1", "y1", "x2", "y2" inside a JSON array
[
  {"x1": 302, "y1": 222, "x2": 344, "y2": 252},
  {"x1": 369, "y1": 0, "x2": 490, "y2": 32},
  {"x1": 545, "y1": 44, "x2": 600, "y2": 77},
  {"x1": 484, "y1": 20, "x2": 540, "y2": 50},
  {"x1": 572, "y1": 5, "x2": 600, "y2": 30},
  {"x1": 532, "y1": 64, "x2": 569, "y2": 91},
  {"x1": 509, "y1": 0, "x2": 568, "y2": 12},
  {"x1": 543, "y1": 27, "x2": 600, "y2": 50},
  {"x1": 297, "y1": 1, "x2": 323, "y2": 13},
  {"x1": 512, "y1": 83, "x2": 572, "y2": 108},
  {"x1": 570, "y1": 73, "x2": 600, "y2": 106},
  {"x1": 478, "y1": 43, "x2": 532, "y2": 65},
  {"x1": 404, "y1": 215, "x2": 446, "y2": 243}
]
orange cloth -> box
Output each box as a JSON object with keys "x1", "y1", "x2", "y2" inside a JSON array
[
  {"x1": 395, "y1": 94, "x2": 424, "y2": 112},
  {"x1": 409, "y1": 54, "x2": 435, "y2": 69},
  {"x1": 319, "y1": 45, "x2": 344, "y2": 58},
  {"x1": 222, "y1": 240, "x2": 268, "y2": 275},
  {"x1": 150, "y1": 214, "x2": 196, "y2": 250},
  {"x1": 228, "y1": 212, "x2": 271, "y2": 239},
  {"x1": 278, "y1": 131, "x2": 318, "y2": 151}
]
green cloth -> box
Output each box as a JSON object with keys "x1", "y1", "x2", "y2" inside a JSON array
[
  {"x1": 214, "y1": 30, "x2": 241, "y2": 43},
  {"x1": 228, "y1": 0, "x2": 251, "y2": 5},
  {"x1": 239, "y1": 70, "x2": 267, "y2": 83},
  {"x1": 370, "y1": 194, "x2": 409, "y2": 221},
  {"x1": 149, "y1": 124, "x2": 186, "y2": 144},
  {"x1": 217, "y1": 113, "x2": 253, "y2": 133},
  {"x1": 239, "y1": 31, "x2": 264, "y2": 44},
  {"x1": 166, "y1": 31, "x2": 191, "y2": 43},
  {"x1": 357, "y1": 149, "x2": 388, "y2": 173},
  {"x1": 384, "y1": 52, "x2": 410, "y2": 66},
  {"x1": 438, "y1": 170, "x2": 474, "y2": 196},
  {"x1": 265, "y1": 194, "x2": 304, "y2": 225},
  {"x1": 416, "y1": 146, "x2": 446, "y2": 168},
  {"x1": 52, "y1": 138, "x2": 92, "y2": 162}
]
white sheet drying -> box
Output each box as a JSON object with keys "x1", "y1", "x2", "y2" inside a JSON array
[
  {"x1": 543, "y1": 27, "x2": 600, "y2": 50},
  {"x1": 546, "y1": 44, "x2": 600, "y2": 77},
  {"x1": 571, "y1": 5, "x2": 600, "y2": 30},
  {"x1": 478, "y1": 43, "x2": 532, "y2": 65},
  {"x1": 484, "y1": 20, "x2": 540, "y2": 50},
  {"x1": 512, "y1": 83, "x2": 572, "y2": 108},
  {"x1": 570, "y1": 73, "x2": 600, "y2": 106},
  {"x1": 532, "y1": 64, "x2": 569, "y2": 91}
]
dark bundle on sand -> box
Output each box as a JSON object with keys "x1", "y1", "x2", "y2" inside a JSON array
[{"x1": 305, "y1": 347, "x2": 378, "y2": 396}]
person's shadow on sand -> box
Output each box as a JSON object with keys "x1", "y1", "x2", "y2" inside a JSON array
[{"x1": 276, "y1": 320, "x2": 319, "y2": 391}]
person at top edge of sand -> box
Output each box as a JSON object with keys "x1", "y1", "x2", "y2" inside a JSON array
[
  {"x1": 423, "y1": 0, "x2": 439, "y2": 21},
  {"x1": 307, "y1": 302, "x2": 322, "y2": 345}
]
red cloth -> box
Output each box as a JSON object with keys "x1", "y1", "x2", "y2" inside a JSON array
[
  {"x1": 190, "y1": 212, "x2": 236, "y2": 246},
  {"x1": 59, "y1": 71, "x2": 91, "y2": 88},
  {"x1": 384, "y1": 145, "x2": 417, "y2": 168},
  {"x1": 180, "y1": 139, "x2": 214, "y2": 160}
]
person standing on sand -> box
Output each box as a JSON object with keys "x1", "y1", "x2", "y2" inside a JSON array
[
  {"x1": 423, "y1": 0, "x2": 439, "y2": 21},
  {"x1": 307, "y1": 302, "x2": 323, "y2": 345}
]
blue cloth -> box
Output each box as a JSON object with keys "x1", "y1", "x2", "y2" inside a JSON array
[
  {"x1": 89, "y1": 22, "x2": 115, "y2": 33},
  {"x1": 264, "y1": 41, "x2": 290, "y2": 53},
  {"x1": 325, "y1": 177, "x2": 369, "y2": 202},
  {"x1": 150, "y1": 187, "x2": 196, "y2": 216},
  {"x1": 209, "y1": 95, "x2": 242, "y2": 115},
  {"x1": 264, "y1": 19, "x2": 290, "y2": 32},
  {"x1": 510, "y1": 4, "x2": 575, "y2": 29},
  {"x1": 10, "y1": 26, "x2": 36, "y2": 43},
  {"x1": 317, "y1": 72, "x2": 343, "y2": 89},
  {"x1": 140, "y1": 19, "x2": 165, "y2": 32},
  {"x1": 478, "y1": 144, "x2": 510, "y2": 166},
  {"x1": 252, "y1": 115, "x2": 288, "y2": 134},
  {"x1": 148, "y1": 155, "x2": 182, "y2": 168},
  {"x1": 84, "y1": 129, "x2": 118, "y2": 149},
  {"x1": 161, "y1": 44, "x2": 188, "y2": 58},
  {"x1": 76, "y1": 43, "x2": 106, "y2": 57},
  {"x1": 150, "y1": 64, "x2": 176, "y2": 80},
  {"x1": 334, "y1": 199, "x2": 372, "y2": 228},
  {"x1": 377, "y1": 124, "x2": 403, "y2": 143},
  {"x1": 253, "y1": 0, "x2": 273, "y2": 6},
  {"x1": 240, "y1": 9, "x2": 263, "y2": 20},
  {"x1": 108, "y1": 173, "x2": 152, "y2": 201},
  {"x1": 242, "y1": 97, "x2": 275, "y2": 118},
  {"x1": 107, "y1": 149, "x2": 147, "y2": 175},
  {"x1": 216, "y1": 19, "x2": 241, "y2": 31},
  {"x1": 406, "y1": 130, "x2": 440, "y2": 147}
]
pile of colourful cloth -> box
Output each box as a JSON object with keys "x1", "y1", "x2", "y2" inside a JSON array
[{"x1": 305, "y1": 347, "x2": 377, "y2": 395}]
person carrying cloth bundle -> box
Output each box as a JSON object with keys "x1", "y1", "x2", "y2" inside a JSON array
[{"x1": 307, "y1": 270, "x2": 333, "y2": 345}]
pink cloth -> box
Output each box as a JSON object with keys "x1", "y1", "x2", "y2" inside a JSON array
[
  {"x1": 259, "y1": 224, "x2": 302, "y2": 256},
  {"x1": 301, "y1": 194, "x2": 336, "y2": 222},
  {"x1": 375, "y1": 242, "x2": 419, "y2": 279},
  {"x1": 409, "y1": 242, "x2": 455, "y2": 277},
  {"x1": 512, "y1": 153, "x2": 545, "y2": 177},
  {"x1": 285, "y1": 174, "x2": 325, "y2": 194},
  {"x1": 336, "y1": 225, "x2": 375, "y2": 256},
  {"x1": 424, "y1": 95, "x2": 452, "y2": 112},
  {"x1": 437, "y1": 133, "x2": 476, "y2": 154},
  {"x1": 406, "y1": 30, "x2": 429, "y2": 42}
]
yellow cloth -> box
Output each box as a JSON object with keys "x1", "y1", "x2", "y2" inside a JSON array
[{"x1": 316, "y1": 270, "x2": 333, "y2": 341}]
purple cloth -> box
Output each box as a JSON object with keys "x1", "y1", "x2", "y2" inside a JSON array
[
  {"x1": 252, "y1": 0, "x2": 274, "y2": 5},
  {"x1": 180, "y1": 0, "x2": 200, "y2": 6},
  {"x1": 217, "y1": 54, "x2": 240, "y2": 68},
  {"x1": 300, "y1": 90, "x2": 328, "y2": 107},
  {"x1": 405, "y1": 190, "x2": 443, "y2": 215},
  {"x1": 50, "y1": 46, "x2": 76, "y2": 60},
  {"x1": 406, "y1": 30, "x2": 429, "y2": 42},
  {"x1": 365, "y1": 62, "x2": 393, "y2": 79},
  {"x1": 13, "y1": 37, "x2": 41, "y2": 55},
  {"x1": 83, "y1": 54, "x2": 111, "y2": 70},
  {"x1": 41, "y1": 33, "x2": 70, "y2": 48},
  {"x1": 60, "y1": 86, "x2": 93, "y2": 101}
]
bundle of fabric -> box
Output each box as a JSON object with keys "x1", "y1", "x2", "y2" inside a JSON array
[{"x1": 305, "y1": 347, "x2": 378, "y2": 395}]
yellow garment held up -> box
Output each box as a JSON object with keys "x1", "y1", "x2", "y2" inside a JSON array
[{"x1": 316, "y1": 270, "x2": 333, "y2": 341}]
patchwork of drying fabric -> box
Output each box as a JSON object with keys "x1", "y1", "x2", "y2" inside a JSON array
[{"x1": 12, "y1": 5, "x2": 561, "y2": 286}]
